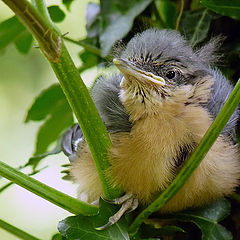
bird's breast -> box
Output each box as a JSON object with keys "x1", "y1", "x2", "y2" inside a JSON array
[{"x1": 108, "y1": 104, "x2": 212, "y2": 203}]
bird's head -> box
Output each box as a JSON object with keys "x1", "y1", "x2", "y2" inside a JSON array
[{"x1": 114, "y1": 29, "x2": 219, "y2": 121}]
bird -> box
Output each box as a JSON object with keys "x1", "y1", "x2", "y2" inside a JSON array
[{"x1": 62, "y1": 29, "x2": 240, "y2": 227}]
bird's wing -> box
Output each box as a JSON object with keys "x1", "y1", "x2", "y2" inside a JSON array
[
  {"x1": 206, "y1": 68, "x2": 239, "y2": 139},
  {"x1": 91, "y1": 74, "x2": 132, "y2": 132},
  {"x1": 61, "y1": 74, "x2": 132, "y2": 159}
]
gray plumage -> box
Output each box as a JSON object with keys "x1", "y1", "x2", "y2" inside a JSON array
[
  {"x1": 95, "y1": 29, "x2": 238, "y2": 138},
  {"x1": 62, "y1": 29, "x2": 238, "y2": 157},
  {"x1": 206, "y1": 68, "x2": 239, "y2": 138},
  {"x1": 90, "y1": 75, "x2": 132, "y2": 132},
  {"x1": 65, "y1": 29, "x2": 240, "y2": 222}
]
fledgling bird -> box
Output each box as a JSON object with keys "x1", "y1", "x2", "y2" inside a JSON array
[{"x1": 62, "y1": 29, "x2": 240, "y2": 225}]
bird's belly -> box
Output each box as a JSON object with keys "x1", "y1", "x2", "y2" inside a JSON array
[
  {"x1": 108, "y1": 131, "x2": 189, "y2": 204},
  {"x1": 108, "y1": 131, "x2": 240, "y2": 211},
  {"x1": 71, "y1": 105, "x2": 240, "y2": 211}
]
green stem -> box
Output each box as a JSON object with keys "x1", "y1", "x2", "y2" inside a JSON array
[
  {"x1": 0, "y1": 166, "x2": 47, "y2": 194},
  {"x1": 31, "y1": 0, "x2": 54, "y2": 28},
  {"x1": 50, "y1": 45, "x2": 121, "y2": 199},
  {"x1": 64, "y1": 37, "x2": 113, "y2": 61},
  {"x1": 64, "y1": 37, "x2": 102, "y2": 57},
  {"x1": 175, "y1": 0, "x2": 184, "y2": 30},
  {"x1": 129, "y1": 79, "x2": 240, "y2": 236},
  {"x1": 0, "y1": 219, "x2": 41, "y2": 240},
  {"x1": 0, "y1": 161, "x2": 98, "y2": 215},
  {"x1": 0, "y1": 182, "x2": 13, "y2": 193},
  {"x1": 2, "y1": 0, "x2": 122, "y2": 200},
  {"x1": 189, "y1": 9, "x2": 208, "y2": 47}
]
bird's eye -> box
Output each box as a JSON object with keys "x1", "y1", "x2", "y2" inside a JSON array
[{"x1": 165, "y1": 70, "x2": 176, "y2": 80}]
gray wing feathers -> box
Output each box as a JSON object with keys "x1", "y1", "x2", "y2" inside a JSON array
[
  {"x1": 61, "y1": 75, "x2": 131, "y2": 160},
  {"x1": 206, "y1": 68, "x2": 239, "y2": 138},
  {"x1": 91, "y1": 74, "x2": 132, "y2": 132}
]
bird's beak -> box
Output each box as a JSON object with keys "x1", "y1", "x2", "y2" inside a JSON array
[{"x1": 113, "y1": 58, "x2": 165, "y2": 86}]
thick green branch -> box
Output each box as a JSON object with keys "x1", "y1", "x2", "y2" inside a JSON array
[
  {"x1": 129, "y1": 79, "x2": 240, "y2": 236},
  {"x1": 0, "y1": 219, "x2": 41, "y2": 240},
  {"x1": 50, "y1": 45, "x2": 121, "y2": 199},
  {"x1": 0, "y1": 161, "x2": 98, "y2": 215},
  {"x1": 31, "y1": 0, "x2": 53, "y2": 27},
  {"x1": 2, "y1": 0, "x2": 122, "y2": 200}
]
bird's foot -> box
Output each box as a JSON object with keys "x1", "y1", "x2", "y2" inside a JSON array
[{"x1": 96, "y1": 193, "x2": 138, "y2": 230}]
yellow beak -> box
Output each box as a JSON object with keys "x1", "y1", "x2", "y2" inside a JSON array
[{"x1": 113, "y1": 58, "x2": 165, "y2": 86}]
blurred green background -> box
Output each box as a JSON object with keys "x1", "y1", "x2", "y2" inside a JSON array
[{"x1": 0, "y1": 0, "x2": 98, "y2": 239}]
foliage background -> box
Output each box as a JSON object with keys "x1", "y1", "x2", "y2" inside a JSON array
[{"x1": 0, "y1": 1, "x2": 99, "y2": 239}]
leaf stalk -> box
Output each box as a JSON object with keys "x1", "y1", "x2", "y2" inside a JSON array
[{"x1": 0, "y1": 219, "x2": 41, "y2": 240}]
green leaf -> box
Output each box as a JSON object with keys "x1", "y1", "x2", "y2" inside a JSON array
[
  {"x1": 48, "y1": 6, "x2": 66, "y2": 23},
  {"x1": 62, "y1": 0, "x2": 75, "y2": 11},
  {"x1": 25, "y1": 84, "x2": 69, "y2": 122},
  {"x1": 25, "y1": 84, "x2": 74, "y2": 167},
  {"x1": 138, "y1": 223, "x2": 185, "y2": 239},
  {"x1": 179, "y1": 9, "x2": 215, "y2": 47},
  {"x1": 0, "y1": 16, "x2": 25, "y2": 51},
  {"x1": 200, "y1": 0, "x2": 240, "y2": 20},
  {"x1": 52, "y1": 233, "x2": 65, "y2": 240},
  {"x1": 34, "y1": 102, "x2": 73, "y2": 155},
  {"x1": 78, "y1": 51, "x2": 99, "y2": 73},
  {"x1": 58, "y1": 199, "x2": 130, "y2": 240},
  {"x1": 14, "y1": 30, "x2": 33, "y2": 54},
  {"x1": 26, "y1": 136, "x2": 63, "y2": 168},
  {"x1": 99, "y1": 0, "x2": 154, "y2": 56},
  {"x1": 155, "y1": 0, "x2": 177, "y2": 29},
  {"x1": 173, "y1": 198, "x2": 232, "y2": 240}
]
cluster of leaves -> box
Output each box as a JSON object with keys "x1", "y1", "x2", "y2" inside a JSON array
[
  {"x1": 57, "y1": 198, "x2": 233, "y2": 240},
  {"x1": 0, "y1": 0, "x2": 240, "y2": 240}
]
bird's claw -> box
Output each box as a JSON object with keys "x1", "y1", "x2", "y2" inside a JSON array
[
  {"x1": 96, "y1": 193, "x2": 138, "y2": 230},
  {"x1": 102, "y1": 192, "x2": 133, "y2": 205}
]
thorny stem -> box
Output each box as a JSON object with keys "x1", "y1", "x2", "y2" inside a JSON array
[{"x1": 129, "y1": 79, "x2": 240, "y2": 236}]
